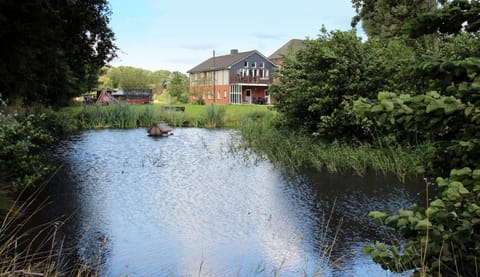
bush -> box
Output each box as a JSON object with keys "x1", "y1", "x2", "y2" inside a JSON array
[
  {"x1": 1, "y1": 114, "x2": 50, "y2": 191},
  {"x1": 365, "y1": 167, "x2": 480, "y2": 276},
  {"x1": 0, "y1": 107, "x2": 76, "y2": 192}
]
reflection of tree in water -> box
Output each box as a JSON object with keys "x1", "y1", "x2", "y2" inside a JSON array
[
  {"x1": 280, "y1": 169, "x2": 424, "y2": 273},
  {"x1": 40, "y1": 143, "x2": 113, "y2": 275}
]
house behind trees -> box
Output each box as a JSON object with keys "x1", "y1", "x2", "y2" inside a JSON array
[
  {"x1": 188, "y1": 49, "x2": 276, "y2": 105},
  {"x1": 187, "y1": 40, "x2": 305, "y2": 105}
]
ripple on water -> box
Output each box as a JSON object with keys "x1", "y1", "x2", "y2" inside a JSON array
[{"x1": 46, "y1": 128, "x2": 423, "y2": 277}]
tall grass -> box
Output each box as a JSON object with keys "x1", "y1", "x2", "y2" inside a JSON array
[
  {"x1": 79, "y1": 103, "x2": 139, "y2": 128},
  {"x1": 0, "y1": 185, "x2": 99, "y2": 277},
  {"x1": 236, "y1": 111, "x2": 426, "y2": 181},
  {"x1": 205, "y1": 104, "x2": 226, "y2": 128},
  {"x1": 78, "y1": 103, "x2": 228, "y2": 129}
]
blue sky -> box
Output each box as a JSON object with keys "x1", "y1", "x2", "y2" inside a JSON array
[{"x1": 108, "y1": 0, "x2": 362, "y2": 73}]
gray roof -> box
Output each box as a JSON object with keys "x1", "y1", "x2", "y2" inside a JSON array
[
  {"x1": 268, "y1": 39, "x2": 306, "y2": 60},
  {"x1": 188, "y1": 50, "x2": 257, "y2": 73}
]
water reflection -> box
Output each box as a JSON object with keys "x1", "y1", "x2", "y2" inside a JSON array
[{"x1": 45, "y1": 128, "x2": 423, "y2": 276}]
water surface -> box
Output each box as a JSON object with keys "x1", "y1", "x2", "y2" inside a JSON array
[{"x1": 46, "y1": 128, "x2": 423, "y2": 276}]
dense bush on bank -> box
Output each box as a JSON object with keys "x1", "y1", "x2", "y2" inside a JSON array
[
  {"x1": 268, "y1": 2, "x2": 480, "y2": 275},
  {"x1": 235, "y1": 110, "x2": 426, "y2": 181},
  {"x1": 0, "y1": 109, "x2": 77, "y2": 194}
]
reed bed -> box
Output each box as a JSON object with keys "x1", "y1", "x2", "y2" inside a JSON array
[
  {"x1": 236, "y1": 111, "x2": 425, "y2": 181},
  {"x1": 78, "y1": 103, "x2": 228, "y2": 129},
  {"x1": 205, "y1": 104, "x2": 226, "y2": 128}
]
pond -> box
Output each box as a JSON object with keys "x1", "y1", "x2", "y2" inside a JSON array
[{"x1": 44, "y1": 128, "x2": 424, "y2": 276}]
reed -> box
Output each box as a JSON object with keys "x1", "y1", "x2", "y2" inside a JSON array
[
  {"x1": 0, "y1": 185, "x2": 100, "y2": 277},
  {"x1": 236, "y1": 111, "x2": 425, "y2": 181},
  {"x1": 205, "y1": 104, "x2": 226, "y2": 128},
  {"x1": 79, "y1": 103, "x2": 141, "y2": 129}
]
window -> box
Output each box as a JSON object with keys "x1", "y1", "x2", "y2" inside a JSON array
[
  {"x1": 260, "y1": 62, "x2": 265, "y2": 68},
  {"x1": 244, "y1": 61, "x2": 248, "y2": 67},
  {"x1": 224, "y1": 90, "x2": 227, "y2": 98},
  {"x1": 251, "y1": 62, "x2": 256, "y2": 68},
  {"x1": 217, "y1": 91, "x2": 220, "y2": 99}
]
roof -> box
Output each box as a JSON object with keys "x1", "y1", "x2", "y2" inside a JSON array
[
  {"x1": 268, "y1": 39, "x2": 306, "y2": 60},
  {"x1": 187, "y1": 50, "x2": 257, "y2": 73}
]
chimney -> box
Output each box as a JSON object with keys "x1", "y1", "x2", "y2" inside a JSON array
[{"x1": 230, "y1": 49, "x2": 239, "y2": 55}]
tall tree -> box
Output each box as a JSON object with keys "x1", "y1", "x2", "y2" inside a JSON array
[
  {"x1": 114, "y1": 66, "x2": 152, "y2": 90},
  {"x1": 270, "y1": 30, "x2": 364, "y2": 130},
  {"x1": 0, "y1": 0, "x2": 117, "y2": 107},
  {"x1": 365, "y1": 2, "x2": 480, "y2": 276},
  {"x1": 351, "y1": 0, "x2": 438, "y2": 39}
]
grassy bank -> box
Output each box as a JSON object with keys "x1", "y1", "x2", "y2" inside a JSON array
[
  {"x1": 63, "y1": 102, "x2": 426, "y2": 180},
  {"x1": 235, "y1": 111, "x2": 426, "y2": 181}
]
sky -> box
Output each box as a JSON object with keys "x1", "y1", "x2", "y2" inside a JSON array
[{"x1": 108, "y1": 0, "x2": 362, "y2": 73}]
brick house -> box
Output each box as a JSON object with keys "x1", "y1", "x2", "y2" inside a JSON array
[{"x1": 188, "y1": 49, "x2": 277, "y2": 105}]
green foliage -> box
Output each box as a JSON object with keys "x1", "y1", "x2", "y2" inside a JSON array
[
  {"x1": 112, "y1": 67, "x2": 152, "y2": 90},
  {"x1": 0, "y1": 110, "x2": 76, "y2": 191},
  {"x1": 358, "y1": 2, "x2": 480, "y2": 276},
  {"x1": 351, "y1": 0, "x2": 436, "y2": 39},
  {"x1": 100, "y1": 66, "x2": 172, "y2": 92},
  {"x1": 271, "y1": 30, "x2": 419, "y2": 142},
  {"x1": 167, "y1": 71, "x2": 189, "y2": 103},
  {"x1": 404, "y1": 0, "x2": 480, "y2": 37},
  {"x1": 236, "y1": 111, "x2": 426, "y2": 180},
  {"x1": 79, "y1": 103, "x2": 141, "y2": 128},
  {"x1": 365, "y1": 167, "x2": 480, "y2": 276},
  {"x1": 363, "y1": 38, "x2": 421, "y2": 93},
  {"x1": 0, "y1": 0, "x2": 116, "y2": 107},
  {"x1": 315, "y1": 98, "x2": 376, "y2": 142},
  {"x1": 354, "y1": 91, "x2": 466, "y2": 143},
  {"x1": 205, "y1": 104, "x2": 226, "y2": 128},
  {"x1": 270, "y1": 30, "x2": 369, "y2": 135},
  {"x1": 354, "y1": 91, "x2": 480, "y2": 175}
]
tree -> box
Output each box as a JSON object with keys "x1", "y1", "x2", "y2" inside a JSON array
[
  {"x1": 167, "y1": 71, "x2": 189, "y2": 103},
  {"x1": 270, "y1": 30, "x2": 367, "y2": 134},
  {"x1": 100, "y1": 67, "x2": 172, "y2": 91},
  {"x1": 0, "y1": 0, "x2": 116, "y2": 107},
  {"x1": 351, "y1": 0, "x2": 438, "y2": 39},
  {"x1": 150, "y1": 70, "x2": 171, "y2": 92},
  {"x1": 364, "y1": 2, "x2": 480, "y2": 275},
  {"x1": 269, "y1": 29, "x2": 420, "y2": 141},
  {"x1": 114, "y1": 66, "x2": 152, "y2": 90}
]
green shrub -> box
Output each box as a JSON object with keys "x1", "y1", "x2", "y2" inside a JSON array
[
  {"x1": 0, "y1": 114, "x2": 53, "y2": 191},
  {"x1": 365, "y1": 167, "x2": 480, "y2": 276}
]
